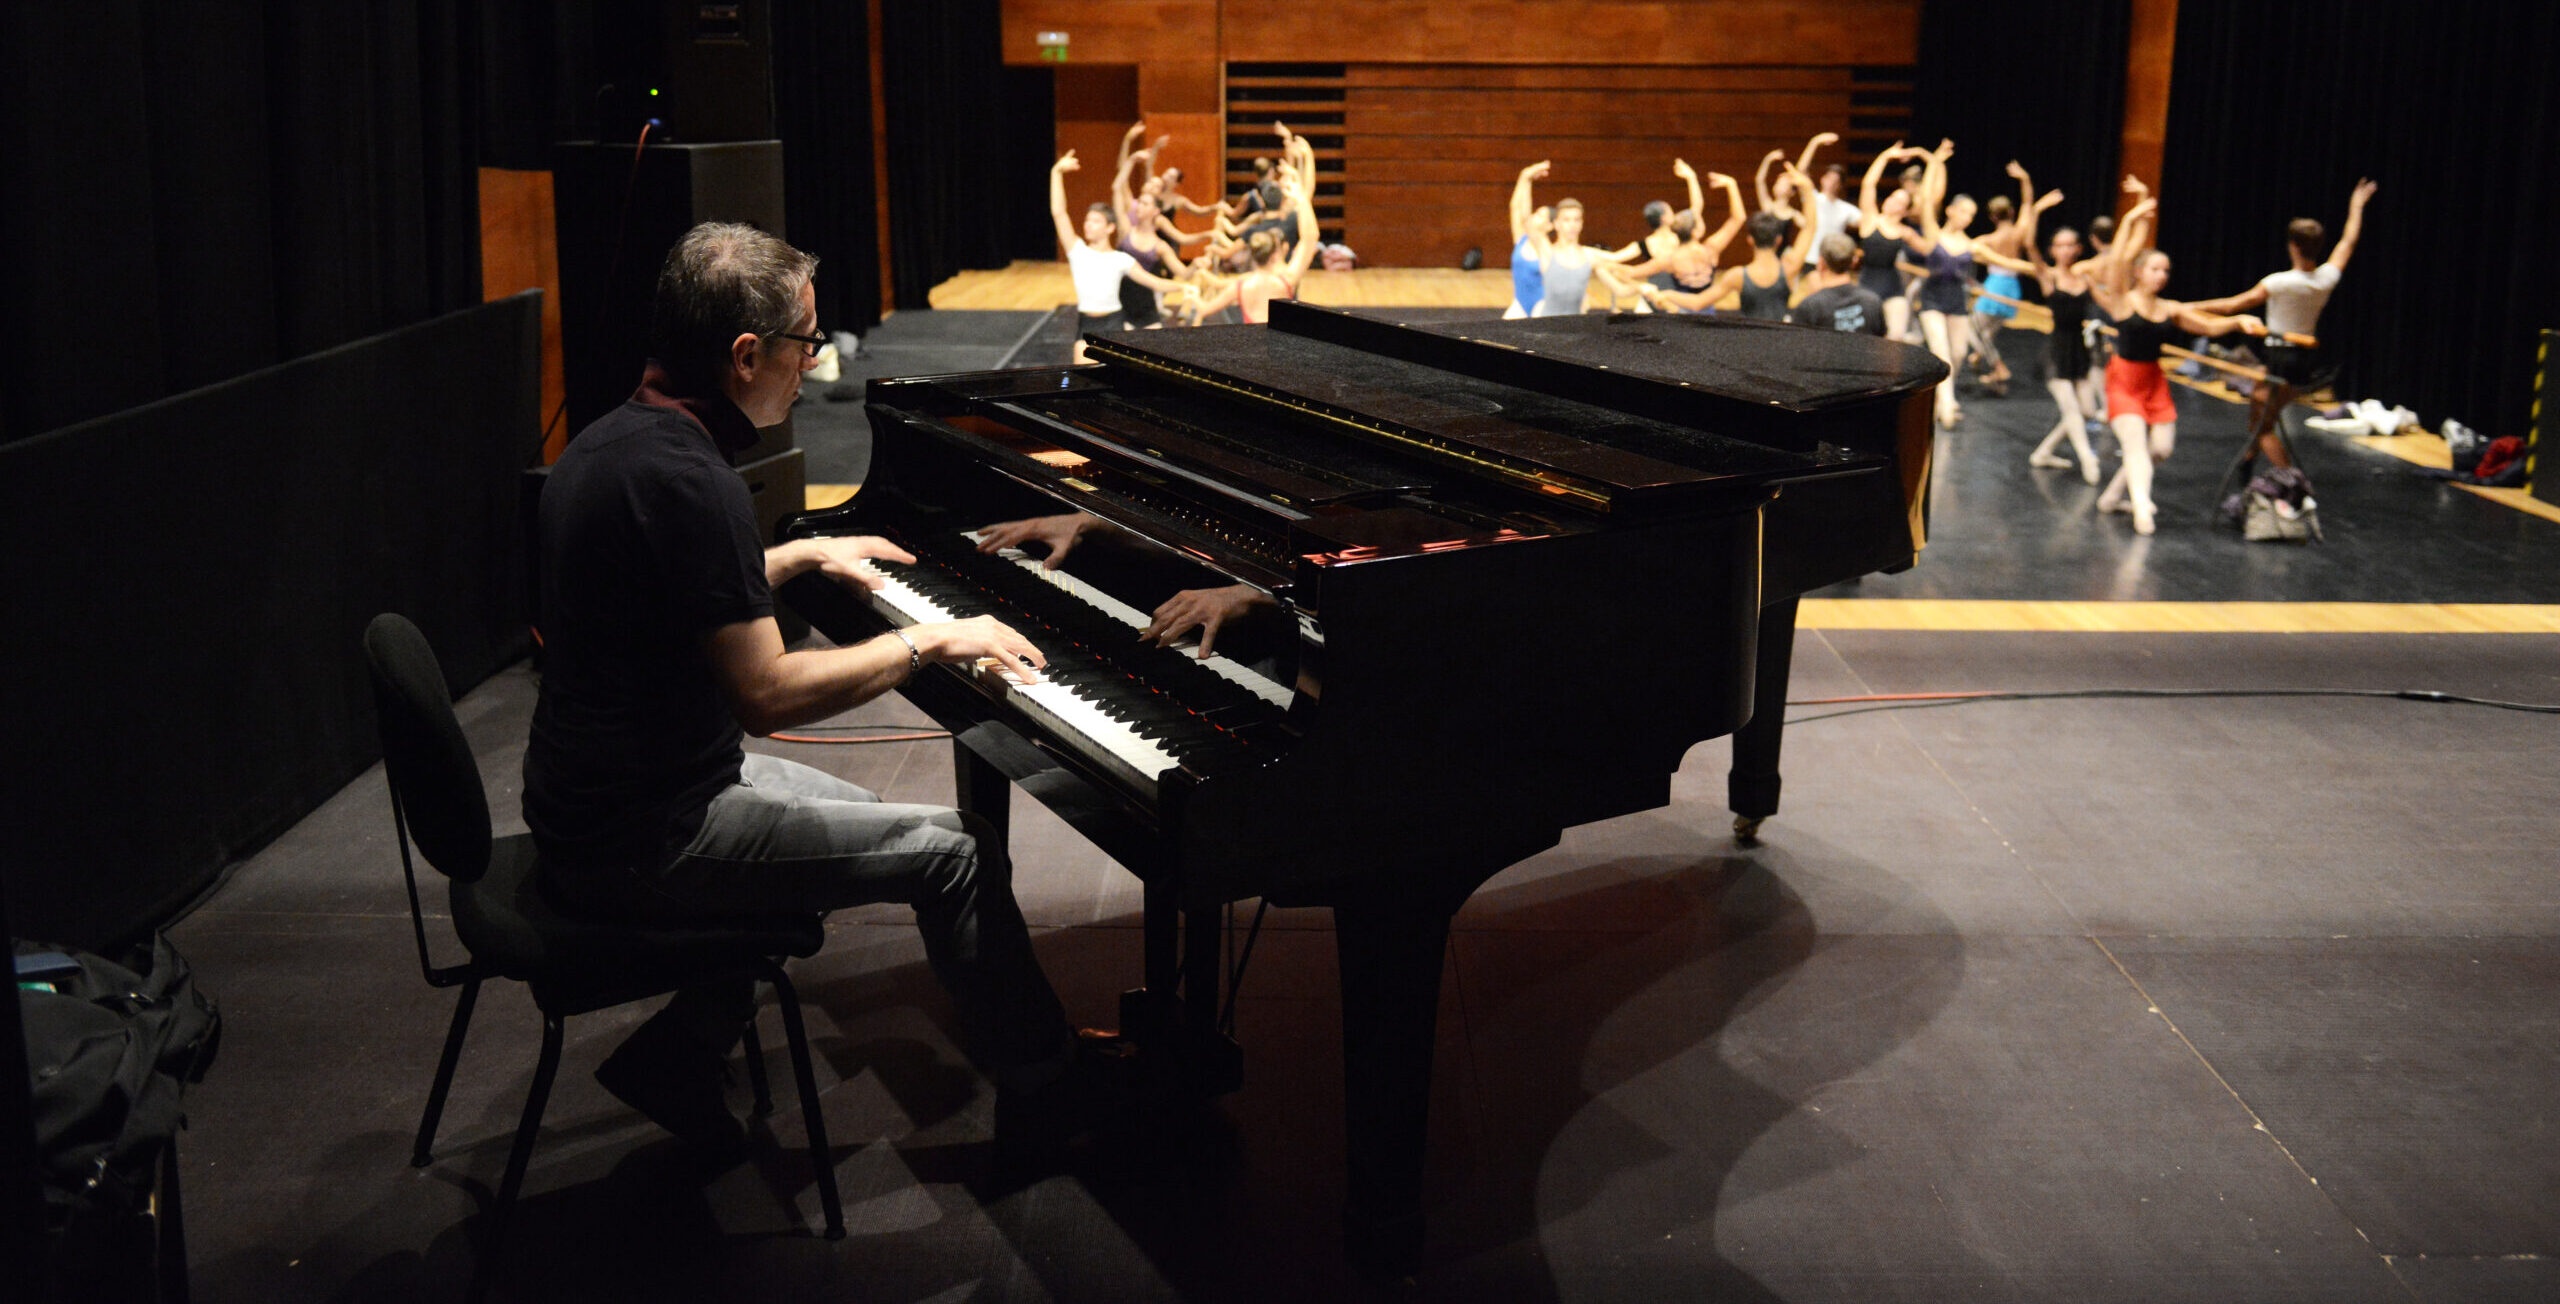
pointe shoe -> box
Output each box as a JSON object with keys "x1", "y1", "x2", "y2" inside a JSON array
[
  {"x1": 2132, "y1": 500, "x2": 2156, "y2": 535},
  {"x1": 2078, "y1": 450, "x2": 2100, "y2": 486},
  {"x1": 2029, "y1": 451, "x2": 2073, "y2": 469}
]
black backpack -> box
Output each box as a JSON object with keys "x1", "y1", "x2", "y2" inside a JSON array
[{"x1": 16, "y1": 935, "x2": 220, "y2": 1228}]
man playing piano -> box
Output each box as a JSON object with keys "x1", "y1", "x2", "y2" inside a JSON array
[{"x1": 523, "y1": 222, "x2": 1115, "y2": 1166}]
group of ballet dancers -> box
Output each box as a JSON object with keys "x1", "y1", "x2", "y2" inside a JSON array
[
  {"x1": 1049, "y1": 121, "x2": 2376, "y2": 538},
  {"x1": 1503, "y1": 134, "x2": 2374, "y2": 536}
]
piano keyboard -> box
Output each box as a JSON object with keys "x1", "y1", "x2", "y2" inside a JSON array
[
  {"x1": 962, "y1": 531, "x2": 1295, "y2": 712},
  {"x1": 843, "y1": 535, "x2": 1292, "y2": 799}
]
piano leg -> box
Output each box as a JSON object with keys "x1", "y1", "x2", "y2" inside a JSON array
[
  {"x1": 1333, "y1": 898, "x2": 1454, "y2": 1280},
  {"x1": 1727, "y1": 595, "x2": 1800, "y2": 845},
  {"x1": 952, "y1": 736, "x2": 1011, "y2": 847}
]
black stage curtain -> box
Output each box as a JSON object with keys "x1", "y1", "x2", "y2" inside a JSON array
[
  {"x1": 0, "y1": 2, "x2": 482, "y2": 443},
  {"x1": 0, "y1": 296, "x2": 540, "y2": 950},
  {"x1": 774, "y1": 0, "x2": 884, "y2": 333},
  {"x1": 881, "y1": 0, "x2": 1011, "y2": 309},
  {"x1": 1002, "y1": 66, "x2": 1061, "y2": 263},
  {"x1": 2163, "y1": 4, "x2": 2560, "y2": 438},
  {"x1": 1911, "y1": 0, "x2": 2129, "y2": 256}
]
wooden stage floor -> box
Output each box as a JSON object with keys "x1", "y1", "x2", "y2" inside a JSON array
[{"x1": 929, "y1": 261, "x2": 1537, "y2": 312}]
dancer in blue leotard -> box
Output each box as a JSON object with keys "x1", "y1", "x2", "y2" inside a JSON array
[
  {"x1": 1505, "y1": 161, "x2": 1551, "y2": 319},
  {"x1": 1518, "y1": 172, "x2": 1639, "y2": 317}
]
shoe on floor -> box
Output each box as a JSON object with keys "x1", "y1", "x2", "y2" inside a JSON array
[
  {"x1": 596, "y1": 1020, "x2": 748, "y2": 1168},
  {"x1": 2354, "y1": 399, "x2": 2406, "y2": 436},
  {"x1": 2305, "y1": 414, "x2": 2373, "y2": 435},
  {"x1": 993, "y1": 1030, "x2": 1142, "y2": 1163}
]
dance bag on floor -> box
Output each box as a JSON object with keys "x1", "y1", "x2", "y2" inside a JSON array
[
  {"x1": 2229, "y1": 465, "x2": 2322, "y2": 543},
  {"x1": 15, "y1": 935, "x2": 220, "y2": 1229}
]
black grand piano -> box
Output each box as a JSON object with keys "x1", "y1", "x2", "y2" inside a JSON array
[{"x1": 776, "y1": 300, "x2": 1940, "y2": 1274}]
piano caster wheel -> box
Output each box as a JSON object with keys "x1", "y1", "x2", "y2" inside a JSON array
[{"x1": 1732, "y1": 815, "x2": 1765, "y2": 846}]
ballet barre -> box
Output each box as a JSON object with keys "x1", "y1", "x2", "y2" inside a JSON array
[{"x1": 1966, "y1": 283, "x2": 2316, "y2": 385}]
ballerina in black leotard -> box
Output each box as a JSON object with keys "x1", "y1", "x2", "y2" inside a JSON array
[
  {"x1": 2023, "y1": 208, "x2": 2105, "y2": 483},
  {"x1": 1854, "y1": 143, "x2": 1925, "y2": 344},
  {"x1": 1899, "y1": 140, "x2": 2038, "y2": 428}
]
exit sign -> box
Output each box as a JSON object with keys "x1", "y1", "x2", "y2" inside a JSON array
[{"x1": 1035, "y1": 30, "x2": 1068, "y2": 62}]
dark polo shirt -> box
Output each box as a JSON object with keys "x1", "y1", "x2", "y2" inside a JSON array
[{"x1": 522, "y1": 362, "x2": 772, "y2": 878}]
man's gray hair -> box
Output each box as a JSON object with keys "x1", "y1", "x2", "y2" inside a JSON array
[
  {"x1": 1818, "y1": 231, "x2": 1858, "y2": 273},
  {"x1": 650, "y1": 222, "x2": 818, "y2": 386}
]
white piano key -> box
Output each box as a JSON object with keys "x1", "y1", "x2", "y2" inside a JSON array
[{"x1": 846, "y1": 558, "x2": 1181, "y2": 797}]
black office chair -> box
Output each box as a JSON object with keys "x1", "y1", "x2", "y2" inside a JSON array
[{"x1": 362, "y1": 614, "x2": 844, "y2": 1301}]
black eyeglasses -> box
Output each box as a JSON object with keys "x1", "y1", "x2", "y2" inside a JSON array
[{"x1": 768, "y1": 330, "x2": 827, "y2": 359}]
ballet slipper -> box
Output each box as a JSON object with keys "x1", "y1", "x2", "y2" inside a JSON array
[
  {"x1": 2029, "y1": 451, "x2": 2073, "y2": 469},
  {"x1": 2132, "y1": 499, "x2": 2156, "y2": 535},
  {"x1": 2078, "y1": 449, "x2": 2100, "y2": 485}
]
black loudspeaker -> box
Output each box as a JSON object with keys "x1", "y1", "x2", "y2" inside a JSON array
[
  {"x1": 663, "y1": 0, "x2": 776, "y2": 143},
  {"x1": 738, "y1": 446, "x2": 809, "y2": 641},
  {"x1": 553, "y1": 140, "x2": 788, "y2": 438}
]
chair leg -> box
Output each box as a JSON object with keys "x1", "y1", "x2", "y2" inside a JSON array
[
  {"x1": 414, "y1": 977, "x2": 483, "y2": 1167},
  {"x1": 470, "y1": 1013, "x2": 564, "y2": 1304},
  {"x1": 156, "y1": 1138, "x2": 190, "y2": 1304},
  {"x1": 741, "y1": 1009, "x2": 773, "y2": 1117},
  {"x1": 764, "y1": 965, "x2": 844, "y2": 1239}
]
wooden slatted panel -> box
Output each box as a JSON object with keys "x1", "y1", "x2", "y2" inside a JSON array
[
  {"x1": 1226, "y1": 64, "x2": 1347, "y2": 242},
  {"x1": 1337, "y1": 63, "x2": 1910, "y2": 267}
]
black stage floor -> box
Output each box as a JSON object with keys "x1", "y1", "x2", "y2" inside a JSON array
[{"x1": 161, "y1": 314, "x2": 2560, "y2": 1302}]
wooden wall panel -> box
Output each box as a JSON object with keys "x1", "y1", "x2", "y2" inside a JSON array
[
  {"x1": 1002, "y1": 0, "x2": 1218, "y2": 65},
  {"x1": 1223, "y1": 1, "x2": 1917, "y2": 66},
  {"x1": 477, "y1": 167, "x2": 566, "y2": 460},
  {"x1": 1054, "y1": 64, "x2": 1141, "y2": 238},
  {"x1": 1337, "y1": 66, "x2": 1883, "y2": 267},
  {"x1": 1000, "y1": 1, "x2": 1923, "y2": 267}
]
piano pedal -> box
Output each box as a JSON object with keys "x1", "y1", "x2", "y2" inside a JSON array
[
  {"x1": 1119, "y1": 989, "x2": 1245, "y2": 1100},
  {"x1": 1732, "y1": 815, "x2": 1766, "y2": 846}
]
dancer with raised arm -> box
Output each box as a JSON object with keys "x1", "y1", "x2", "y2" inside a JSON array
[
  {"x1": 1505, "y1": 161, "x2": 1553, "y2": 319},
  {"x1": 2189, "y1": 178, "x2": 2379, "y2": 470},
  {"x1": 1522, "y1": 169, "x2": 1638, "y2": 317},
  {"x1": 1792, "y1": 133, "x2": 1859, "y2": 272},
  {"x1": 1611, "y1": 159, "x2": 1707, "y2": 279},
  {"x1": 2022, "y1": 208, "x2": 2106, "y2": 484},
  {"x1": 1189, "y1": 132, "x2": 1321, "y2": 325},
  {"x1": 1902, "y1": 140, "x2": 2037, "y2": 428},
  {"x1": 1638, "y1": 162, "x2": 1820, "y2": 318},
  {"x1": 1613, "y1": 162, "x2": 1746, "y2": 303},
  {"x1": 1051, "y1": 150, "x2": 1185, "y2": 364},
  {"x1": 1110, "y1": 139, "x2": 1187, "y2": 330},
  {"x1": 1856, "y1": 143, "x2": 1925, "y2": 344},
  {"x1": 1964, "y1": 161, "x2": 2044, "y2": 394},
  {"x1": 1754, "y1": 148, "x2": 1806, "y2": 253},
  {"x1": 2085, "y1": 179, "x2": 2271, "y2": 534}
]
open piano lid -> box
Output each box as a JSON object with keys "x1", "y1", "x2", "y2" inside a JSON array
[{"x1": 1084, "y1": 305, "x2": 1886, "y2": 517}]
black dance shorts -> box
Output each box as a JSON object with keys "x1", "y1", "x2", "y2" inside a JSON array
[{"x1": 2261, "y1": 341, "x2": 2321, "y2": 388}]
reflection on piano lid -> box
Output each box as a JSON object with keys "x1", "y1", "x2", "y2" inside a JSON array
[{"x1": 1084, "y1": 312, "x2": 1874, "y2": 516}]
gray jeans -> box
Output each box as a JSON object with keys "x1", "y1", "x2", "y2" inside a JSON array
[{"x1": 636, "y1": 753, "x2": 1072, "y2": 1086}]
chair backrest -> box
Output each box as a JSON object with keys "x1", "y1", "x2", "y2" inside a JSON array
[{"x1": 363, "y1": 613, "x2": 494, "y2": 883}]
